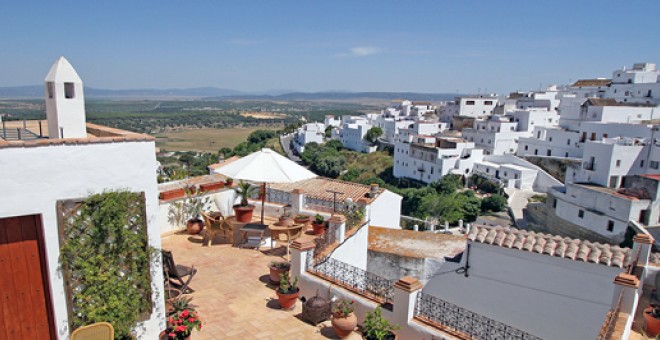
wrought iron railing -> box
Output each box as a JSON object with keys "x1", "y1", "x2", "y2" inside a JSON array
[
  {"x1": 304, "y1": 196, "x2": 335, "y2": 213},
  {"x1": 314, "y1": 223, "x2": 338, "y2": 259},
  {"x1": 414, "y1": 292, "x2": 542, "y2": 340},
  {"x1": 306, "y1": 251, "x2": 394, "y2": 304},
  {"x1": 265, "y1": 188, "x2": 292, "y2": 205},
  {"x1": 597, "y1": 288, "x2": 623, "y2": 340}
]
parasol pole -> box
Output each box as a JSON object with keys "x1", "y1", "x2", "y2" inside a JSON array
[{"x1": 261, "y1": 183, "x2": 266, "y2": 224}]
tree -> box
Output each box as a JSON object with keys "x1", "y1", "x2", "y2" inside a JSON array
[
  {"x1": 364, "y1": 126, "x2": 383, "y2": 144},
  {"x1": 432, "y1": 174, "x2": 463, "y2": 195},
  {"x1": 314, "y1": 153, "x2": 346, "y2": 178},
  {"x1": 324, "y1": 125, "x2": 333, "y2": 139},
  {"x1": 481, "y1": 194, "x2": 507, "y2": 212}
]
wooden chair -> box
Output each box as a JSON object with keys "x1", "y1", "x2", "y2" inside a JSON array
[
  {"x1": 279, "y1": 225, "x2": 303, "y2": 261},
  {"x1": 71, "y1": 322, "x2": 114, "y2": 340},
  {"x1": 162, "y1": 250, "x2": 197, "y2": 293},
  {"x1": 201, "y1": 211, "x2": 234, "y2": 246}
]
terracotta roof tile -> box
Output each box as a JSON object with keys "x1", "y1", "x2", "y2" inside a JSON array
[
  {"x1": 571, "y1": 79, "x2": 612, "y2": 87},
  {"x1": 468, "y1": 225, "x2": 633, "y2": 268}
]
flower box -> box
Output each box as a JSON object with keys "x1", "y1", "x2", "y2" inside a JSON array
[
  {"x1": 159, "y1": 188, "x2": 185, "y2": 200},
  {"x1": 200, "y1": 181, "x2": 225, "y2": 192}
]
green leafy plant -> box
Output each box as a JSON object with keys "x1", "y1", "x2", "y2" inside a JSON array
[
  {"x1": 169, "y1": 295, "x2": 194, "y2": 314},
  {"x1": 59, "y1": 191, "x2": 155, "y2": 339},
  {"x1": 165, "y1": 308, "x2": 202, "y2": 339},
  {"x1": 314, "y1": 213, "x2": 325, "y2": 224},
  {"x1": 363, "y1": 306, "x2": 399, "y2": 340},
  {"x1": 234, "y1": 180, "x2": 258, "y2": 207},
  {"x1": 168, "y1": 185, "x2": 211, "y2": 226},
  {"x1": 278, "y1": 271, "x2": 299, "y2": 294},
  {"x1": 331, "y1": 298, "x2": 354, "y2": 317}
]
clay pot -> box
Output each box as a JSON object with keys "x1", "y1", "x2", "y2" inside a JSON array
[
  {"x1": 276, "y1": 289, "x2": 299, "y2": 310},
  {"x1": 645, "y1": 307, "x2": 660, "y2": 337},
  {"x1": 269, "y1": 264, "x2": 290, "y2": 284},
  {"x1": 233, "y1": 205, "x2": 256, "y2": 223},
  {"x1": 186, "y1": 219, "x2": 204, "y2": 235},
  {"x1": 312, "y1": 222, "x2": 326, "y2": 235},
  {"x1": 159, "y1": 330, "x2": 189, "y2": 340},
  {"x1": 278, "y1": 217, "x2": 294, "y2": 226},
  {"x1": 331, "y1": 312, "x2": 357, "y2": 338}
]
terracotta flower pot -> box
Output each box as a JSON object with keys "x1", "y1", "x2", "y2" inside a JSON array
[
  {"x1": 312, "y1": 222, "x2": 326, "y2": 235},
  {"x1": 234, "y1": 205, "x2": 255, "y2": 223},
  {"x1": 645, "y1": 307, "x2": 660, "y2": 337},
  {"x1": 186, "y1": 219, "x2": 204, "y2": 235},
  {"x1": 331, "y1": 312, "x2": 357, "y2": 338},
  {"x1": 269, "y1": 265, "x2": 290, "y2": 284},
  {"x1": 276, "y1": 289, "x2": 299, "y2": 310},
  {"x1": 279, "y1": 217, "x2": 294, "y2": 226},
  {"x1": 159, "y1": 330, "x2": 190, "y2": 340}
]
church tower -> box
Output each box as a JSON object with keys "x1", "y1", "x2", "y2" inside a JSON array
[{"x1": 44, "y1": 56, "x2": 87, "y2": 138}]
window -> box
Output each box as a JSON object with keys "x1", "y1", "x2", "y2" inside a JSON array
[
  {"x1": 484, "y1": 100, "x2": 493, "y2": 105},
  {"x1": 567, "y1": 139, "x2": 571, "y2": 145},
  {"x1": 46, "y1": 82, "x2": 55, "y2": 98},
  {"x1": 534, "y1": 149, "x2": 538, "y2": 155},
  {"x1": 552, "y1": 199, "x2": 557, "y2": 208},
  {"x1": 486, "y1": 168, "x2": 490, "y2": 173},
  {"x1": 466, "y1": 100, "x2": 475, "y2": 105},
  {"x1": 641, "y1": 160, "x2": 645, "y2": 168},
  {"x1": 578, "y1": 210, "x2": 584, "y2": 218},
  {"x1": 607, "y1": 220, "x2": 614, "y2": 232},
  {"x1": 64, "y1": 82, "x2": 75, "y2": 99},
  {"x1": 616, "y1": 160, "x2": 621, "y2": 167},
  {"x1": 565, "y1": 152, "x2": 569, "y2": 157},
  {"x1": 549, "y1": 137, "x2": 553, "y2": 142},
  {"x1": 546, "y1": 150, "x2": 551, "y2": 156},
  {"x1": 651, "y1": 161, "x2": 659, "y2": 170},
  {"x1": 524, "y1": 145, "x2": 528, "y2": 151}
]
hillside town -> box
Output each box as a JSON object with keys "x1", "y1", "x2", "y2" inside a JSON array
[{"x1": 3, "y1": 55, "x2": 660, "y2": 340}]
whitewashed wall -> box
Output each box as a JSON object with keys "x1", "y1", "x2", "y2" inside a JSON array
[
  {"x1": 329, "y1": 223, "x2": 369, "y2": 271},
  {"x1": 0, "y1": 141, "x2": 164, "y2": 339},
  {"x1": 368, "y1": 190, "x2": 403, "y2": 229}
]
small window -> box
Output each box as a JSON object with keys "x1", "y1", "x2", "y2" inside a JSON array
[
  {"x1": 484, "y1": 100, "x2": 493, "y2": 105},
  {"x1": 466, "y1": 100, "x2": 475, "y2": 105},
  {"x1": 534, "y1": 149, "x2": 538, "y2": 155},
  {"x1": 607, "y1": 220, "x2": 614, "y2": 232},
  {"x1": 64, "y1": 82, "x2": 75, "y2": 99},
  {"x1": 567, "y1": 139, "x2": 571, "y2": 145},
  {"x1": 651, "y1": 161, "x2": 659, "y2": 170},
  {"x1": 549, "y1": 137, "x2": 553, "y2": 142},
  {"x1": 616, "y1": 160, "x2": 621, "y2": 167},
  {"x1": 524, "y1": 145, "x2": 528, "y2": 151},
  {"x1": 552, "y1": 199, "x2": 557, "y2": 208},
  {"x1": 546, "y1": 150, "x2": 551, "y2": 156},
  {"x1": 578, "y1": 210, "x2": 584, "y2": 218},
  {"x1": 47, "y1": 82, "x2": 55, "y2": 98},
  {"x1": 641, "y1": 160, "x2": 645, "y2": 168}
]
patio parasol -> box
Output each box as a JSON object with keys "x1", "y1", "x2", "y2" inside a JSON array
[{"x1": 214, "y1": 148, "x2": 317, "y2": 223}]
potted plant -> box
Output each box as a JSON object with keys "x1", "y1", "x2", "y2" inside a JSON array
[
  {"x1": 312, "y1": 214, "x2": 326, "y2": 235},
  {"x1": 171, "y1": 186, "x2": 210, "y2": 235},
  {"x1": 276, "y1": 271, "x2": 299, "y2": 310},
  {"x1": 331, "y1": 298, "x2": 357, "y2": 338},
  {"x1": 233, "y1": 180, "x2": 258, "y2": 223},
  {"x1": 278, "y1": 205, "x2": 294, "y2": 226},
  {"x1": 644, "y1": 305, "x2": 660, "y2": 337},
  {"x1": 268, "y1": 261, "x2": 290, "y2": 284},
  {"x1": 225, "y1": 177, "x2": 234, "y2": 186},
  {"x1": 363, "y1": 306, "x2": 399, "y2": 340},
  {"x1": 294, "y1": 214, "x2": 311, "y2": 226},
  {"x1": 161, "y1": 307, "x2": 202, "y2": 339},
  {"x1": 164, "y1": 287, "x2": 184, "y2": 316}
]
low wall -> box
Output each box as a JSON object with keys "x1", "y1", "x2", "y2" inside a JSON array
[
  {"x1": 367, "y1": 251, "x2": 425, "y2": 282},
  {"x1": 159, "y1": 188, "x2": 236, "y2": 235}
]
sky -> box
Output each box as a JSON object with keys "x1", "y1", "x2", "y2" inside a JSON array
[{"x1": 0, "y1": 1, "x2": 659, "y2": 94}]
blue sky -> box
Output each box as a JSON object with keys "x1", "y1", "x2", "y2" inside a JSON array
[{"x1": 0, "y1": 1, "x2": 658, "y2": 94}]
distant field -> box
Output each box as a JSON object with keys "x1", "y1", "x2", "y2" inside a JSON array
[{"x1": 155, "y1": 126, "x2": 280, "y2": 152}]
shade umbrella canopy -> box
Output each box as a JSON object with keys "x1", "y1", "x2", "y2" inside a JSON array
[
  {"x1": 214, "y1": 148, "x2": 317, "y2": 224},
  {"x1": 215, "y1": 148, "x2": 317, "y2": 183}
]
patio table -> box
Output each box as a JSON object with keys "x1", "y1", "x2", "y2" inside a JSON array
[{"x1": 238, "y1": 223, "x2": 269, "y2": 249}]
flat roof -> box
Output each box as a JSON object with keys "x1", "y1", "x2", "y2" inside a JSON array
[{"x1": 368, "y1": 226, "x2": 466, "y2": 259}]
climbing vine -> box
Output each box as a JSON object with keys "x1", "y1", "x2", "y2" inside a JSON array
[{"x1": 59, "y1": 191, "x2": 155, "y2": 339}]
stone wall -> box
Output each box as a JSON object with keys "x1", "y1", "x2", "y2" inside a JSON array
[
  {"x1": 523, "y1": 155, "x2": 581, "y2": 182},
  {"x1": 526, "y1": 201, "x2": 619, "y2": 244}
]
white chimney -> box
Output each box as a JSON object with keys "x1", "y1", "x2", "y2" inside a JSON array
[{"x1": 44, "y1": 56, "x2": 87, "y2": 139}]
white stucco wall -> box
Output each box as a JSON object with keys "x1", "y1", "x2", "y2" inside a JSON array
[
  {"x1": 423, "y1": 242, "x2": 621, "y2": 340},
  {"x1": 0, "y1": 141, "x2": 164, "y2": 339},
  {"x1": 329, "y1": 223, "x2": 369, "y2": 271},
  {"x1": 159, "y1": 188, "x2": 236, "y2": 235},
  {"x1": 368, "y1": 190, "x2": 403, "y2": 229}
]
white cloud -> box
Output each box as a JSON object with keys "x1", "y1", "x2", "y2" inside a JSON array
[{"x1": 336, "y1": 46, "x2": 381, "y2": 57}]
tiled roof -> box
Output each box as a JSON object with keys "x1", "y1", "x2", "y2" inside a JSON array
[
  {"x1": 583, "y1": 98, "x2": 621, "y2": 107},
  {"x1": 269, "y1": 177, "x2": 386, "y2": 204},
  {"x1": 571, "y1": 79, "x2": 612, "y2": 87},
  {"x1": 468, "y1": 225, "x2": 631, "y2": 268}
]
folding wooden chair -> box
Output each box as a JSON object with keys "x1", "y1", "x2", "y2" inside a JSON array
[
  {"x1": 71, "y1": 322, "x2": 114, "y2": 340},
  {"x1": 162, "y1": 250, "x2": 197, "y2": 293}
]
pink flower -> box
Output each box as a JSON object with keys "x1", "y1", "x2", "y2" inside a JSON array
[
  {"x1": 181, "y1": 310, "x2": 190, "y2": 318},
  {"x1": 168, "y1": 332, "x2": 176, "y2": 338},
  {"x1": 176, "y1": 325, "x2": 187, "y2": 332},
  {"x1": 188, "y1": 317, "x2": 195, "y2": 323}
]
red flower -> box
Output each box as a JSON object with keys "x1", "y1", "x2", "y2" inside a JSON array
[
  {"x1": 181, "y1": 310, "x2": 190, "y2": 318},
  {"x1": 168, "y1": 317, "x2": 174, "y2": 324},
  {"x1": 176, "y1": 325, "x2": 187, "y2": 332},
  {"x1": 199, "y1": 323, "x2": 203, "y2": 329},
  {"x1": 188, "y1": 317, "x2": 195, "y2": 323},
  {"x1": 168, "y1": 333, "x2": 176, "y2": 338}
]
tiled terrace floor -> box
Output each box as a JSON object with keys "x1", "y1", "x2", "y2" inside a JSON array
[{"x1": 161, "y1": 217, "x2": 360, "y2": 340}]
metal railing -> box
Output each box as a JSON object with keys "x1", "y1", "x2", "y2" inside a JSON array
[
  {"x1": 306, "y1": 251, "x2": 394, "y2": 304},
  {"x1": 304, "y1": 196, "x2": 335, "y2": 213},
  {"x1": 264, "y1": 188, "x2": 292, "y2": 205},
  {"x1": 414, "y1": 292, "x2": 542, "y2": 340}
]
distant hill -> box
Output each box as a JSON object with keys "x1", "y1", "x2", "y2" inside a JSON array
[{"x1": 0, "y1": 85, "x2": 458, "y2": 102}]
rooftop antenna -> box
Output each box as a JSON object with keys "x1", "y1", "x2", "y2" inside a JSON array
[{"x1": 326, "y1": 189, "x2": 344, "y2": 213}]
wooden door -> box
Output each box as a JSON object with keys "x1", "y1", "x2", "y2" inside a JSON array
[{"x1": 0, "y1": 215, "x2": 55, "y2": 339}]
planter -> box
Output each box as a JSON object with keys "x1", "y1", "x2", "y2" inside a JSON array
[
  {"x1": 186, "y1": 219, "x2": 204, "y2": 235},
  {"x1": 332, "y1": 312, "x2": 357, "y2": 338},
  {"x1": 159, "y1": 188, "x2": 185, "y2": 201},
  {"x1": 312, "y1": 222, "x2": 326, "y2": 235},
  {"x1": 276, "y1": 289, "x2": 299, "y2": 310},
  {"x1": 159, "y1": 330, "x2": 190, "y2": 340},
  {"x1": 269, "y1": 265, "x2": 290, "y2": 284},
  {"x1": 233, "y1": 205, "x2": 256, "y2": 223},
  {"x1": 278, "y1": 217, "x2": 294, "y2": 226},
  {"x1": 225, "y1": 179, "x2": 234, "y2": 187},
  {"x1": 200, "y1": 181, "x2": 224, "y2": 192},
  {"x1": 294, "y1": 216, "x2": 311, "y2": 226},
  {"x1": 165, "y1": 287, "x2": 183, "y2": 316},
  {"x1": 645, "y1": 307, "x2": 660, "y2": 337},
  {"x1": 365, "y1": 332, "x2": 396, "y2": 340}
]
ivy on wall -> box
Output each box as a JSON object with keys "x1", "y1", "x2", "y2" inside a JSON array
[{"x1": 59, "y1": 191, "x2": 155, "y2": 339}]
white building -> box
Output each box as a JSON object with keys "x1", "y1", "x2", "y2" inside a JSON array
[
  {"x1": 462, "y1": 109, "x2": 560, "y2": 155},
  {"x1": 339, "y1": 115, "x2": 377, "y2": 153},
  {"x1": 472, "y1": 154, "x2": 562, "y2": 191},
  {"x1": 292, "y1": 122, "x2": 325, "y2": 153},
  {"x1": 437, "y1": 95, "x2": 499, "y2": 123},
  {"x1": 393, "y1": 134, "x2": 483, "y2": 183},
  {"x1": 606, "y1": 62, "x2": 660, "y2": 105},
  {"x1": 0, "y1": 57, "x2": 164, "y2": 339}
]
